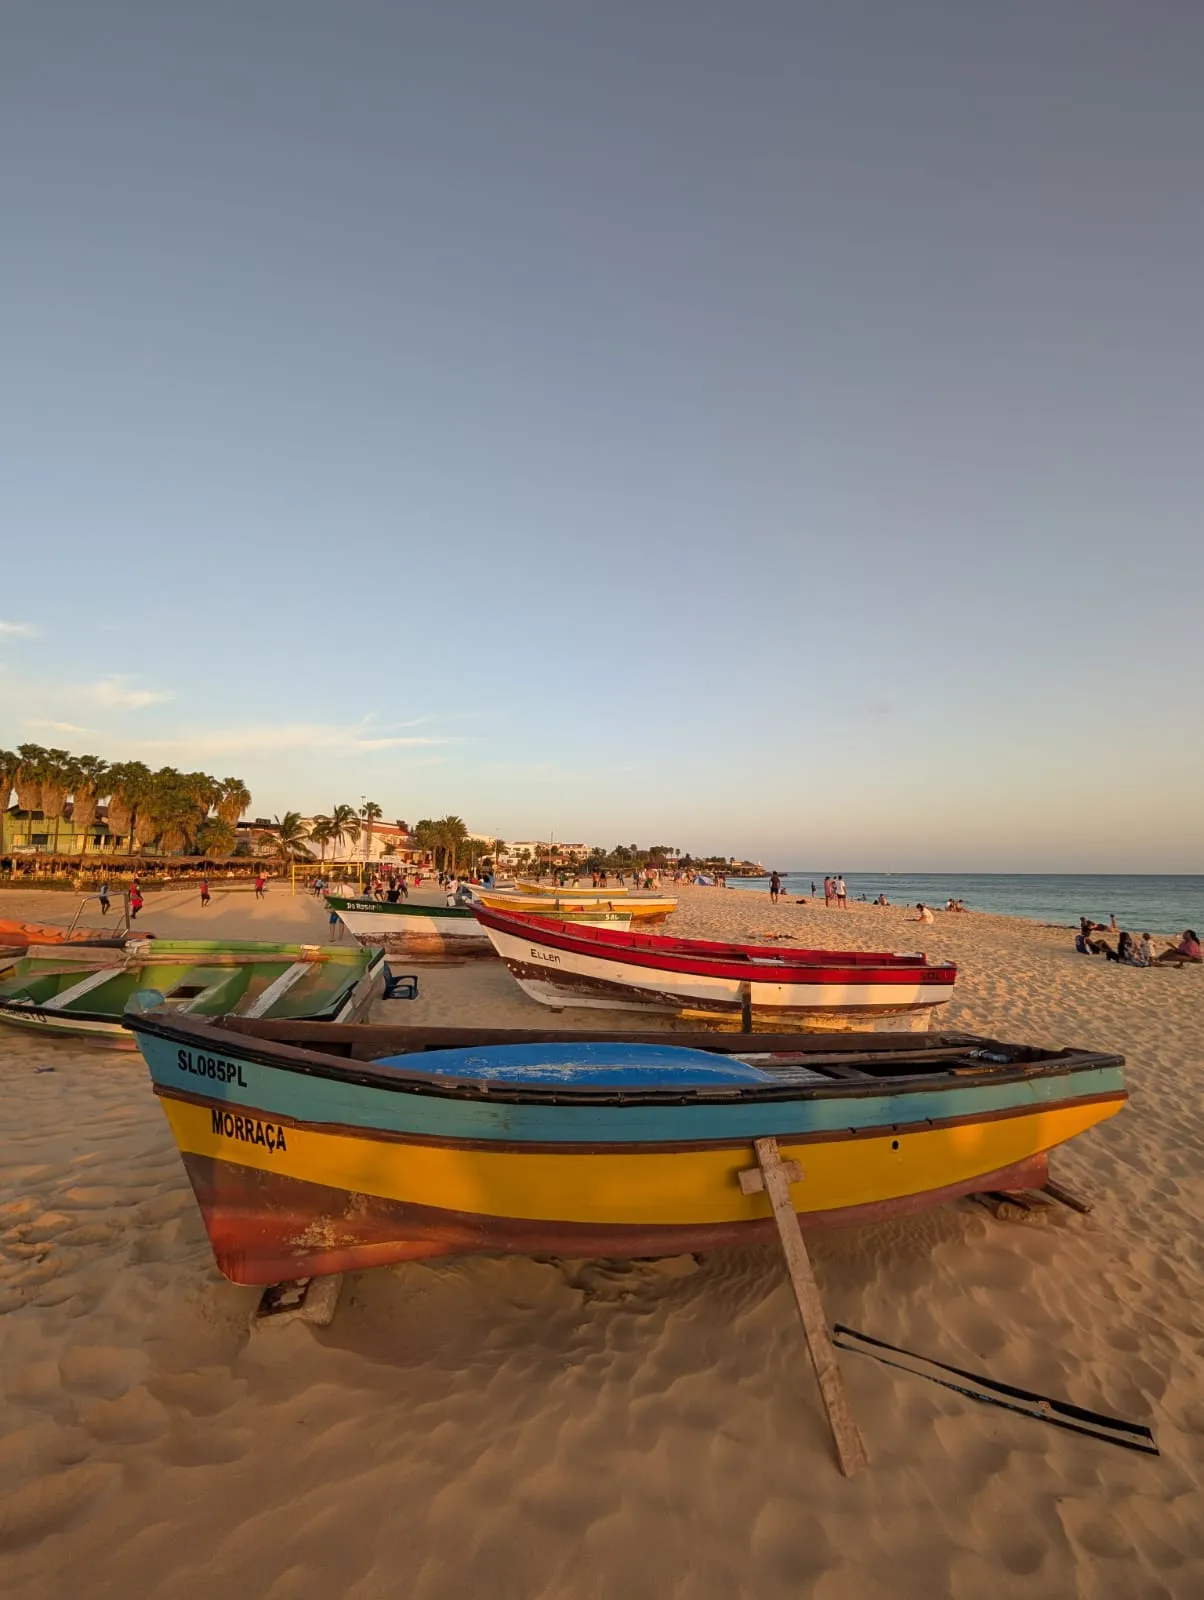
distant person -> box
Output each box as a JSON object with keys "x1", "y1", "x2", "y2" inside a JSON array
[
  {"x1": 1109, "y1": 913, "x2": 1119, "y2": 932},
  {"x1": 386, "y1": 883, "x2": 400, "y2": 903},
  {"x1": 329, "y1": 906, "x2": 341, "y2": 939},
  {"x1": 1153, "y1": 930, "x2": 1202, "y2": 967},
  {"x1": 769, "y1": 871, "x2": 781, "y2": 904},
  {"x1": 254, "y1": 873, "x2": 266, "y2": 900},
  {"x1": 129, "y1": 884, "x2": 144, "y2": 921},
  {"x1": 98, "y1": 881, "x2": 110, "y2": 916},
  {"x1": 811, "y1": 881, "x2": 816, "y2": 896},
  {"x1": 877, "y1": 893, "x2": 889, "y2": 907},
  {"x1": 835, "y1": 875, "x2": 847, "y2": 909},
  {"x1": 1138, "y1": 933, "x2": 1156, "y2": 967},
  {"x1": 912, "y1": 902, "x2": 935, "y2": 924},
  {"x1": 823, "y1": 876, "x2": 832, "y2": 907},
  {"x1": 200, "y1": 877, "x2": 211, "y2": 908}
]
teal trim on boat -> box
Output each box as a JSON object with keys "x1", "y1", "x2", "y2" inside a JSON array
[{"x1": 134, "y1": 1025, "x2": 1126, "y2": 1147}]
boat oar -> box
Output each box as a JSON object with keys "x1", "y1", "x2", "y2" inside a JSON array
[{"x1": 831, "y1": 1325, "x2": 1158, "y2": 1455}]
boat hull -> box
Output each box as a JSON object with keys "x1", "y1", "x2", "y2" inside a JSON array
[
  {"x1": 480, "y1": 920, "x2": 954, "y2": 1028},
  {"x1": 330, "y1": 900, "x2": 490, "y2": 957},
  {"x1": 330, "y1": 897, "x2": 634, "y2": 956},
  {"x1": 132, "y1": 1020, "x2": 1124, "y2": 1285},
  {"x1": 479, "y1": 891, "x2": 676, "y2": 925}
]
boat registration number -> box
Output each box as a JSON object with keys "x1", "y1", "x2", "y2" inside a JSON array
[{"x1": 177, "y1": 1047, "x2": 248, "y2": 1087}]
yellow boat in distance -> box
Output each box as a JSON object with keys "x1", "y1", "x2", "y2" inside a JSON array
[{"x1": 478, "y1": 889, "x2": 677, "y2": 926}]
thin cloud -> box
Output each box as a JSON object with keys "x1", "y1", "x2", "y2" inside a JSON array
[
  {"x1": 0, "y1": 620, "x2": 38, "y2": 637},
  {"x1": 75, "y1": 676, "x2": 172, "y2": 710},
  {"x1": 23, "y1": 719, "x2": 100, "y2": 736},
  {"x1": 129, "y1": 724, "x2": 465, "y2": 757}
]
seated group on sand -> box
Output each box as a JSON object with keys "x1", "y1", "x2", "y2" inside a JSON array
[{"x1": 1076, "y1": 919, "x2": 1201, "y2": 968}]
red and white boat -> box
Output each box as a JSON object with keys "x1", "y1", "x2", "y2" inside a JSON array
[{"x1": 472, "y1": 907, "x2": 958, "y2": 1030}]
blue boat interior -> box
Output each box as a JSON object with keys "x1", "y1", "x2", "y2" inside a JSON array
[{"x1": 376, "y1": 1041, "x2": 820, "y2": 1087}]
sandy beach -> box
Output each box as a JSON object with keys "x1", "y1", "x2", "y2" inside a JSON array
[{"x1": 1, "y1": 881, "x2": 1201, "y2": 1598}]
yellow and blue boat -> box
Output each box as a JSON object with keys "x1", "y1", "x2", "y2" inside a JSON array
[{"x1": 123, "y1": 1008, "x2": 1125, "y2": 1286}]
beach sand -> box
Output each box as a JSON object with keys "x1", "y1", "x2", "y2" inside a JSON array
[{"x1": 1, "y1": 881, "x2": 1201, "y2": 1597}]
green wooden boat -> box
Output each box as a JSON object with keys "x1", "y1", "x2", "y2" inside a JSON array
[{"x1": 0, "y1": 939, "x2": 385, "y2": 1049}]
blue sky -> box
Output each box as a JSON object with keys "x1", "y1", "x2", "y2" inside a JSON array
[{"x1": 2, "y1": 3, "x2": 1201, "y2": 870}]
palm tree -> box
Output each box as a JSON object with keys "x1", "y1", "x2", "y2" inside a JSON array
[
  {"x1": 14, "y1": 744, "x2": 47, "y2": 814},
  {"x1": 328, "y1": 804, "x2": 360, "y2": 861},
  {"x1": 410, "y1": 818, "x2": 438, "y2": 866},
  {"x1": 217, "y1": 778, "x2": 252, "y2": 826},
  {"x1": 271, "y1": 812, "x2": 312, "y2": 867},
  {"x1": 195, "y1": 817, "x2": 237, "y2": 858},
  {"x1": 0, "y1": 749, "x2": 18, "y2": 815},
  {"x1": 360, "y1": 799, "x2": 383, "y2": 865},
  {"x1": 69, "y1": 757, "x2": 109, "y2": 858},
  {"x1": 37, "y1": 750, "x2": 75, "y2": 857},
  {"x1": 105, "y1": 761, "x2": 153, "y2": 854},
  {"x1": 438, "y1": 815, "x2": 468, "y2": 874},
  {"x1": 308, "y1": 815, "x2": 334, "y2": 862}
]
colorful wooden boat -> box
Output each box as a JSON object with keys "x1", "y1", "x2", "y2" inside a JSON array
[
  {"x1": 0, "y1": 940, "x2": 384, "y2": 1048},
  {"x1": 0, "y1": 915, "x2": 145, "y2": 951},
  {"x1": 473, "y1": 907, "x2": 957, "y2": 1029},
  {"x1": 477, "y1": 889, "x2": 677, "y2": 925},
  {"x1": 123, "y1": 1007, "x2": 1125, "y2": 1285},
  {"x1": 327, "y1": 895, "x2": 632, "y2": 957}
]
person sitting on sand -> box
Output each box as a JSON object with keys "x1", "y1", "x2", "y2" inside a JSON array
[
  {"x1": 912, "y1": 902, "x2": 935, "y2": 924},
  {"x1": 1153, "y1": 929, "x2": 1202, "y2": 967}
]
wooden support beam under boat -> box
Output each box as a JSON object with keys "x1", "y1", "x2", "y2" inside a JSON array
[{"x1": 742, "y1": 1136, "x2": 868, "y2": 1477}]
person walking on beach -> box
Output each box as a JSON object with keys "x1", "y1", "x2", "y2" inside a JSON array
[
  {"x1": 835, "y1": 875, "x2": 848, "y2": 909},
  {"x1": 200, "y1": 877, "x2": 211, "y2": 908},
  {"x1": 98, "y1": 880, "x2": 110, "y2": 916},
  {"x1": 254, "y1": 873, "x2": 266, "y2": 900},
  {"x1": 769, "y1": 871, "x2": 781, "y2": 904},
  {"x1": 129, "y1": 882, "x2": 144, "y2": 921}
]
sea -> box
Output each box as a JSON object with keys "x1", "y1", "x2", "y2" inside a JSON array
[{"x1": 730, "y1": 874, "x2": 1203, "y2": 935}]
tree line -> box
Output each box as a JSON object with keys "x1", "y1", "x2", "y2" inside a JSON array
[
  {"x1": 265, "y1": 810, "x2": 479, "y2": 873},
  {"x1": 0, "y1": 744, "x2": 251, "y2": 858}
]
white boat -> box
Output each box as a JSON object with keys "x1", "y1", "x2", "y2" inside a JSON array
[
  {"x1": 328, "y1": 895, "x2": 632, "y2": 958},
  {"x1": 473, "y1": 907, "x2": 958, "y2": 1029}
]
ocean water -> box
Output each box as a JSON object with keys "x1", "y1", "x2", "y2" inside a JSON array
[{"x1": 732, "y1": 874, "x2": 1203, "y2": 934}]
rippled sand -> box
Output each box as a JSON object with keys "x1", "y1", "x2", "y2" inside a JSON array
[{"x1": 1, "y1": 882, "x2": 1201, "y2": 1597}]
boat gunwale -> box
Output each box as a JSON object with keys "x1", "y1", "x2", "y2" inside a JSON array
[{"x1": 124, "y1": 1009, "x2": 1124, "y2": 1111}]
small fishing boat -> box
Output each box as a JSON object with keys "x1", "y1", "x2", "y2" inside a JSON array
[
  {"x1": 327, "y1": 894, "x2": 632, "y2": 957},
  {"x1": 477, "y1": 889, "x2": 677, "y2": 925},
  {"x1": 124, "y1": 1006, "x2": 1125, "y2": 1285},
  {"x1": 0, "y1": 914, "x2": 145, "y2": 951},
  {"x1": 473, "y1": 906, "x2": 957, "y2": 1029},
  {"x1": 0, "y1": 939, "x2": 384, "y2": 1048}
]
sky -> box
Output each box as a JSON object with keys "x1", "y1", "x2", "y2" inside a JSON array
[{"x1": 1, "y1": 2, "x2": 1201, "y2": 871}]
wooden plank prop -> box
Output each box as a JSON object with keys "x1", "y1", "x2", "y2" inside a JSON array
[{"x1": 740, "y1": 1136, "x2": 868, "y2": 1476}]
